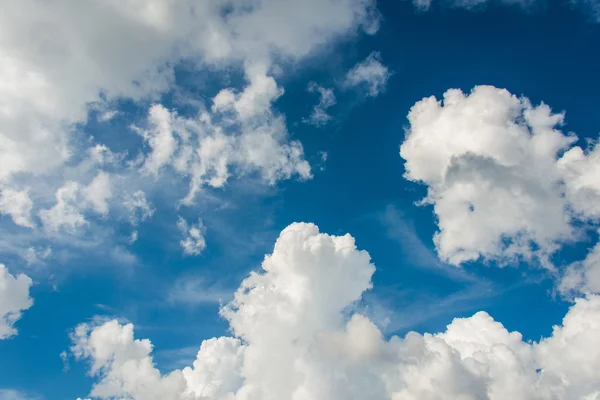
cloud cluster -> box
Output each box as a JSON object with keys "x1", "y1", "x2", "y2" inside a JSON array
[
  {"x1": 400, "y1": 86, "x2": 600, "y2": 268},
  {"x1": 72, "y1": 223, "x2": 600, "y2": 399},
  {"x1": 0, "y1": 264, "x2": 33, "y2": 340}
]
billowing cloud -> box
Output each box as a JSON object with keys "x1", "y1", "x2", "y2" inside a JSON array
[
  {"x1": 400, "y1": 85, "x2": 600, "y2": 267},
  {"x1": 71, "y1": 223, "x2": 600, "y2": 399},
  {"x1": 0, "y1": 264, "x2": 33, "y2": 340},
  {"x1": 344, "y1": 52, "x2": 391, "y2": 97}
]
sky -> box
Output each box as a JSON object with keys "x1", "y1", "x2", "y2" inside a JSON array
[{"x1": 0, "y1": 0, "x2": 600, "y2": 399}]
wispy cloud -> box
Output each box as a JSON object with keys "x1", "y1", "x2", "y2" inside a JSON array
[{"x1": 167, "y1": 276, "x2": 233, "y2": 306}]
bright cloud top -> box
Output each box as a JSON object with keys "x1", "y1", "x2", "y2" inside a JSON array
[
  {"x1": 71, "y1": 223, "x2": 600, "y2": 399},
  {"x1": 0, "y1": 264, "x2": 33, "y2": 340},
  {"x1": 400, "y1": 85, "x2": 600, "y2": 267}
]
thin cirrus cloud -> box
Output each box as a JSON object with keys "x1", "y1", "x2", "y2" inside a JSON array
[{"x1": 70, "y1": 223, "x2": 600, "y2": 399}]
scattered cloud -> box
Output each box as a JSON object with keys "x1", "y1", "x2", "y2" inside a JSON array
[
  {"x1": 0, "y1": 188, "x2": 35, "y2": 229},
  {"x1": 344, "y1": 52, "x2": 391, "y2": 97}
]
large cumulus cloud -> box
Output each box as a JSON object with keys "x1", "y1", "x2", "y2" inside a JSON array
[
  {"x1": 400, "y1": 85, "x2": 600, "y2": 269},
  {"x1": 71, "y1": 223, "x2": 600, "y2": 399}
]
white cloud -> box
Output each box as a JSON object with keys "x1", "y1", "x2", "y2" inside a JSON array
[
  {"x1": 23, "y1": 246, "x2": 52, "y2": 266},
  {"x1": 135, "y1": 93, "x2": 312, "y2": 205},
  {"x1": 400, "y1": 85, "x2": 600, "y2": 267},
  {"x1": 71, "y1": 223, "x2": 600, "y2": 399},
  {"x1": 0, "y1": 188, "x2": 34, "y2": 228},
  {"x1": 39, "y1": 182, "x2": 87, "y2": 233},
  {"x1": 344, "y1": 52, "x2": 391, "y2": 97},
  {"x1": 0, "y1": 0, "x2": 378, "y2": 184},
  {"x1": 304, "y1": 82, "x2": 337, "y2": 127},
  {"x1": 177, "y1": 217, "x2": 207, "y2": 256},
  {"x1": 560, "y1": 236, "x2": 600, "y2": 296},
  {"x1": 84, "y1": 172, "x2": 112, "y2": 216},
  {"x1": 123, "y1": 191, "x2": 154, "y2": 226},
  {"x1": 0, "y1": 264, "x2": 33, "y2": 340}
]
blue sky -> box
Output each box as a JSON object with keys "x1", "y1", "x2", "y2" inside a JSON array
[{"x1": 0, "y1": 0, "x2": 600, "y2": 399}]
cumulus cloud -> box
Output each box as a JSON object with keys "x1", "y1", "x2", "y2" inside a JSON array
[
  {"x1": 177, "y1": 217, "x2": 207, "y2": 256},
  {"x1": 344, "y1": 52, "x2": 391, "y2": 97},
  {"x1": 400, "y1": 85, "x2": 600, "y2": 267},
  {"x1": 0, "y1": 264, "x2": 33, "y2": 340},
  {"x1": 38, "y1": 174, "x2": 114, "y2": 233},
  {"x1": 71, "y1": 223, "x2": 600, "y2": 399},
  {"x1": 560, "y1": 236, "x2": 600, "y2": 296},
  {"x1": 304, "y1": 82, "x2": 337, "y2": 127}
]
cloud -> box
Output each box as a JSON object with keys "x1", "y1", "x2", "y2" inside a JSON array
[
  {"x1": 71, "y1": 223, "x2": 600, "y2": 399},
  {"x1": 344, "y1": 52, "x2": 391, "y2": 97},
  {"x1": 0, "y1": 264, "x2": 33, "y2": 340},
  {"x1": 0, "y1": 0, "x2": 378, "y2": 182},
  {"x1": 38, "y1": 174, "x2": 114, "y2": 234},
  {"x1": 0, "y1": 0, "x2": 380, "y2": 264},
  {"x1": 304, "y1": 82, "x2": 337, "y2": 127},
  {"x1": 0, "y1": 188, "x2": 35, "y2": 228},
  {"x1": 177, "y1": 217, "x2": 207, "y2": 256},
  {"x1": 123, "y1": 191, "x2": 155, "y2": 226},
  {"x1": 400, "y1": 85, "x2": 600, "y2": 268},
  {"x1": 134, "y1": 96, "x2": 312, "y2": 205}
]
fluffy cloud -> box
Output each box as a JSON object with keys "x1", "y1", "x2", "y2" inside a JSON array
[
  {"x1": 0, "y1": 264, "x2": 33, "y2": 340},
  {"x1": 38, "y1": 173, "x2": 113, "y2": 233},
  {"x1": 135, "y1": 96, "x2": 311, "y2": 205},
  {"x1": 177, "y1": 217, "x2": 207, "y2": 256},
  {"x1": 304, "y1": 82, "x2": 337, "y2": 127},
  {"x1": 344, "y1": 52, "x2": 391, "y2": 97},
  {"x1": 400, "y1": 85, "x2": 600, "y2": 266},
  {"x1": 560, "y1": 237, "x2": 600, "y2": 296},
  {"x1": 72, "y1": 223, "x2": 600, "y2": 399},
  {"x1": 0, "y1": 188, "x2": 34, "y2": 228}
]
